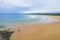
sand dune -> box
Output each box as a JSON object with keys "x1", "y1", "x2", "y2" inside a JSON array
[{"x1": 10, "y1": 15, "x2": 60, "y2": 40}]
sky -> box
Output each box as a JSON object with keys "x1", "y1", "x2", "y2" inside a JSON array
[{"x1": 0, "y1": 0, "x2": 60, "y2": 14}]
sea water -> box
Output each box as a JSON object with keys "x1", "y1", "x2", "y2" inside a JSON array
[
  {"x1": 0, "y1": 15, "x2": 39, "y2": 23},
  {"x1": 0, "y1": 15, "x2": 58, "y2": 28},
  {"x1": 0, "y1": 15, "x2": 39, "y2": 28}
]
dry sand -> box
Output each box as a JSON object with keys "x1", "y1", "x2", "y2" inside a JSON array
[{"x1": 10, "y1": 15, "x2": 60, "y2": 40}]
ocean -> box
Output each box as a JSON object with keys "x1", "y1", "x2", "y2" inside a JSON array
[
  {"x1": 0, "y1": 15, "x2": 40, "y2": 28},
  {"x1": 0, "y1": 15, "x2": 58, "y2": 28}
]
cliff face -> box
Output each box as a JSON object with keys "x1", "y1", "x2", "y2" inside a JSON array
[{"x1": 0, "y1": 30, "x2": 14, "y2": 40}]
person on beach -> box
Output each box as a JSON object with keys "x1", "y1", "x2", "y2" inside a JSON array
[{"x1": 18, "y1": 29, "x2": 20, "y2": 32}]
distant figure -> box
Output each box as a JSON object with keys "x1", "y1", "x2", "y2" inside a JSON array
[{"x1": 18, "y1": 29, "x2": 20, "y2": 32}]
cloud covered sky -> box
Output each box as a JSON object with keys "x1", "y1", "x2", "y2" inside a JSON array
[{"x1": 0, "y1": 0, "x2": 60, "y2": 14}]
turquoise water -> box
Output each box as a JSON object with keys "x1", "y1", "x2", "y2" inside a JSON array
[
  {"x1": 0, "y1": 15, "x2": 40, "y2": 28},
  {"x1": 0, "y1": 15, "x2": 58, "y2": 28},
  {"x1": 0, "y1": 15, "x2": 58, "y2": 23},
  {"x1": 0, "y1": 15, "x2": 38, "y2": 25},
  {"x1": 0, "y1": 15, "x2": 39, "y2": 22},
  {"x1": 0, "y1": 15, "x2": 30, "y2": 22}
]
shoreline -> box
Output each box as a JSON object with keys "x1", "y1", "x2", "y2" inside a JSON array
[
  {"x1": 10, "y1": 15, "x2": 60, "y2": 40},
  {"x1": 0, "y1": 15, "x2": 60, "y2": 40},
  {"x1": 0, "y1": 15, "x2": 60, "y2": 30}
]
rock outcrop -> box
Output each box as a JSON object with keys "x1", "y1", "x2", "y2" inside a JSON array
[{"x1": 0, "y1": 30, "x2": 14, "y2": 40}]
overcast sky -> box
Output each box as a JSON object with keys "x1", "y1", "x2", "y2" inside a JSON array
[{"x1": 0, "y1": 0, "x2": 60, "y2": 14}]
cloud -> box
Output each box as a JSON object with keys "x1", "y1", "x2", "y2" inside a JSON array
[
  {"x1": 0, "y1": 0, "x2": 31, "y2": 14},
  {"x1": 0, "y1": 7, "x2": 30, "y2": 14},
  {"x1": 23, "y1": 9, "x2": 60, "y2": 13},
  {"x1": 0, "y1": 0, "x2": 60, "y2": 14},
  {"x1": 23, "y1": 0, "x2": 60, "y2": 13},
  {"x1": 0, "y1": 0, "x2": 30, "y2": 9}
]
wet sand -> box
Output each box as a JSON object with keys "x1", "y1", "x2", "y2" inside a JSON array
[{"x1": 10, "y1": 15, "x2": 60, "y2": 40}]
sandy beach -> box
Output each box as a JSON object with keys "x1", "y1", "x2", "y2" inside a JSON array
[{"x1": 9, "y1": 15, "x2": 60, "y2": 40}]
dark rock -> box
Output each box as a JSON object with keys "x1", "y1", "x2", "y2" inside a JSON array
[{"x1": 0, "y1": 30, "x2": 14, "y2": 40}]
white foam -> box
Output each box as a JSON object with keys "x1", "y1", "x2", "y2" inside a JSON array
[{"x1": 38, "y1": 16, "x2": 59, "y2": 23}]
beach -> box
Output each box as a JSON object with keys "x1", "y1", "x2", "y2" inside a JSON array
[{"x1": 9, "y1": 15, "x2": 60, "y2": 40}]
